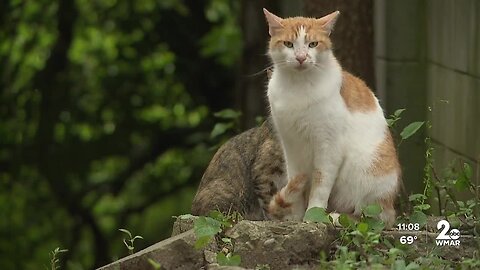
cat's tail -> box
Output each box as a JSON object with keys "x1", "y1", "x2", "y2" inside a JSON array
[
  {"x1": 191, "y1": 133, "x2": 262, "y2": 219},
  {"x1": 268, "y1": 174, "x2": 308, "y2": 220}
]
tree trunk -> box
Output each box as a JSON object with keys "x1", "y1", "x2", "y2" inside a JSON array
[
  {"x1": 304, "y1": 0, "x2": 375, "y2": 88},
  {"x1": 236, "y1": 0, "x2": 280, "y2": 129}
]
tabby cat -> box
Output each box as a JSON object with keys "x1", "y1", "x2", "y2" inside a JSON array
[{"x1": 191, "y1": 118, "x2": 286, "y2": 220}]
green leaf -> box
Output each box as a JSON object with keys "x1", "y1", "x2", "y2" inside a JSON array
[
  {"x1": 213, "y1": 109, "x2": 242, "y2": 119},
  {"x1": 210, "y1": 122, "x2": 234, "y2": 138},
  {"x1": 209, "y1": 210, "x2": 225, "y2": 220},
  {"x1": 221, "y1": 237, "x2": 232, "y2": 244},
  {"x1": 408, "y1": 194, "x2": 427, "y2": 202},
  {"x1": 394, "y1": 108, "x2": 406, "y2": 117},
  {"x1": 384, "y1": 240, "x2": 395, "y2": 250},
  {"x1": 194, "y1": 235, "x2": 213, "y2": 249},
  {"x1": 363, "y1": 204, "x2": 382, "y2": 217},
  {"x1": 338, "y1": 214, "x2": 353, "y2": 228},
  {"x1": 413, "y1": 204, "x2": 431, "y2": 211},
  {"x1": 386, "y1": 118, "x2": 395, "y2": 127},
  {"x1": 364, "y1": 217, "x2": 385, "y2": 233},
  {"x1": 118, "y1": 228, "x2": 132, "y2": 238},
  {"x1": 393, "y1": 259, "x2": 406, "y2": 270},
  {"x1": 455, "y1": 162, "x2": 472, "y2": 191},
  {"x1": 303, "y1": 207, "x2": 331, "y2": 223},
  {"x1": 409, "y1": 211, "x2": 427, "y2": 227},
  {"x1": 400, "y1": 121, "x2": 424, "y2": 140},
  {"x1": 357, "y1": 222, "x2": 369, "y2": 234},
  {"x1": 132, "y1": 236, "x2": 143, "y2": 241},
  {"x1": 194, "y1": 217, "x2": 222, "y2": 238},
  {"x1": 463, "y1": 162, "x2": 473, "y2": 178},
  {"x1": 217, "y1": 253, "x2": 241, "y2": 266},
  {"x1": 209, "y1": 210, "x2": 232, "y2": 227},
  {"x1": 405, "y1": 262, "x2": 420, "y2": 270},
  {"x1": 447, "y1": 214, "x2": 461, "y2": 228}
]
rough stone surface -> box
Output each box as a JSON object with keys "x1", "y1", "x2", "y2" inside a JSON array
[
  {"x1": 225, "y1": 220, "x2": 336, "y2": 270},
  {"x1": 171, "y1": 215, "x2": 197, "y2": 237},
  {"x1": 97, "y1": 230, "x2": 204, "y2": 270},
  {"x1": 208, "y1": 265, "x2": 250, "y2": 270}
]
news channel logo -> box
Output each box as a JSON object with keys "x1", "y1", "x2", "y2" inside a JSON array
[{"x1": 435, "y1": 219, "x2": 460, "y2": 246}]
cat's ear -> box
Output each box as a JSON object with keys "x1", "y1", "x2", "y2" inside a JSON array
[
  {"x1": 263, "y1": 8, "x2": 284, "y2": 36},
  {"x1": 317, "y1": 11, "x2": 340, "y2": 36}
]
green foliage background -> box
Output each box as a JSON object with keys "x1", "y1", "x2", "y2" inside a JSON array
[{"x1": 0, "y1": 0, "x2": 242, "y2": 269}]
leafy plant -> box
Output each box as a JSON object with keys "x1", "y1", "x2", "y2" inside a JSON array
[
  {"x1": 119, "y1": 228, "x2": 144, "y2": 255},
  {"x1": 303, "y1": 207, "x2": 331, "y2": 223},
  {"x1": 216, "y1": 252, "x2": 241, "y2": 266},
  {"x1": 387, "y1": 108, "x2": 406, "y2": 127},
  {"x1": 426, "y1": 160, "x2": 480, "y2": 232},
  {"x1": 210, "y1": 109, "x2": 242, "y2": 139},
  {"x1": 49, "y1": 247, "x2": 68, "y2": 270},
  {"x1": 400, "y1": 121, "x2": 424, "y2": 141},
  {"x1": 193, "y1": 210, "x2": 243, "y2": 267},
  {"x1": 193, "y1": 215, "x2": 223, "y2": 249},
  {"x1": 386, "y1": 108, "x2": 425, "y2": 144}
]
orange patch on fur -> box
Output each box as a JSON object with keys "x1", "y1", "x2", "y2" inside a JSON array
[
  {"x1": 378, "y1": 194, "x2": 395, "y2": 209},
  {"x1": 273, "y1": 193, "x2": 291, "y2": 208},
  {"x1": 311, "y1": 170, "x2": 322, "y2": 185},
  {"x1": 308, "y1": 170, "x2": 324, "y2": 202},
  {"x1": 340, "y1": 72, "x2": 377, "y2": 112},
  {"x1": 285, "y1": 173, "x2": 307, "y2": 194},
  {"x1": 268, "y1": 17, "x2": 332, "y2": 51},
  {"x1": 368, "y1": 130, "x2": 401, "y2": 176}
]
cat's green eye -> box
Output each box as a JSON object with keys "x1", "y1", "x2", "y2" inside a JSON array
[
  {"x1": 308, "y1": 42, "x2": 319, "y2": 48},
  {"x1": 283, "y1": 41, "x2": 294, "y2": 48}
]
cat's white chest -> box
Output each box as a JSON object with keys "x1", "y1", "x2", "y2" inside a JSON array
[{"x1": 267, "y1": 67, "x2": 345, "y2": 140}]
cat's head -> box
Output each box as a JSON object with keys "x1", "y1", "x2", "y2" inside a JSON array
[{"x1": 263, "y1": 8, "x2": 339, "y2": 71}]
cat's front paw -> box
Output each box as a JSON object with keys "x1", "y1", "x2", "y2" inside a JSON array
[
  {"x1": 268, "y1": 192, "x2": 294, "y2": 220},
  {"x1": 268, "y1": 192, "x2": 304, "y2": 221}
]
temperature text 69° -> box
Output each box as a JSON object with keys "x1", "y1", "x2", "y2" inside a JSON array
[{"x1": 399, "y1": 235, "x2": 418, "y2": 245}]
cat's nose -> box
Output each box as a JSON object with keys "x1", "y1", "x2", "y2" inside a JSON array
[{"x1": 296, "y1": 55, "x2": 307, "y2": 64}]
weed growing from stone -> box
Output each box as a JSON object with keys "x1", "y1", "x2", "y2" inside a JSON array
[
  {"x1": 118, "y1": 228, "x2": 143, "y2": 255},
  {"x1": 147, "y1": 258, "x2": 162, "y2": 269},
  {"x1": 49, "y1": 247, "x2": 68, "y2": 270},
  {"x1": 193, "y1": 210, "x2": 242, "y2": 266}
]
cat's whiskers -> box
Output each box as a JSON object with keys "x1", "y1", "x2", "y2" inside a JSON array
[
  {"x1": 247, "y1": 65, "x2": 275, "y2": 78},
  {"x1": 247, "y1": 61, "x2": 294, "y2": 78}
]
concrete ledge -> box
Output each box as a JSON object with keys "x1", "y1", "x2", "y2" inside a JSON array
[{"x1": 99, "y1": 216, "x2": 479, "y2": 270}]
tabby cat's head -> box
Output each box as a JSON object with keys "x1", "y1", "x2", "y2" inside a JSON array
[{"x1": 263, "y1": 8, "x2": 339, "y2": 71}]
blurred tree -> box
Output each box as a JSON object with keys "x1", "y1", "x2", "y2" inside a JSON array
[
  {"x1": 304, "y1": 0, "x2": 375, "y2": 88},
  {"x1": 0, "y1": 0, "x2": 242, "y2": 269},
  {"x1": 235, "y1": 0, "x2": 279, "y2": 129}
]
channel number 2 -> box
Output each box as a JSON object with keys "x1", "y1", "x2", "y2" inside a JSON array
[{"x1": 436, "y1": 220, "x2": 460, "y2": 240}]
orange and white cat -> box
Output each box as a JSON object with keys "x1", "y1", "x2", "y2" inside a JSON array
[{"x1": 263, "y1": 9, "x2": 401, "y2": 227}]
